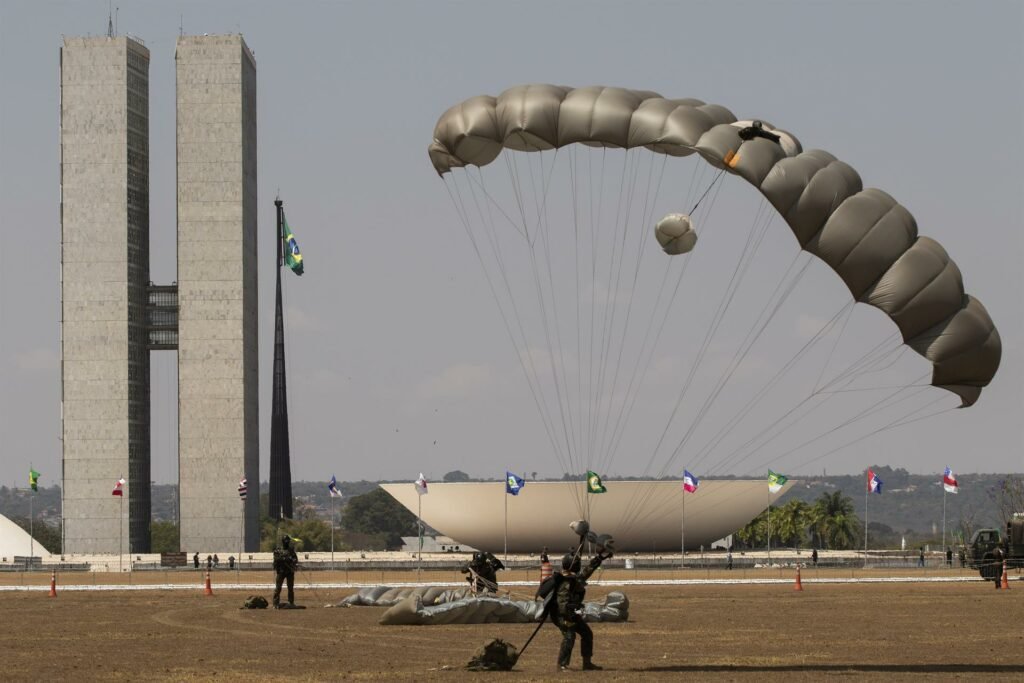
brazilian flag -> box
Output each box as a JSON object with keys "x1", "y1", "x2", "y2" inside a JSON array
[
  {"x1": 29, "y1": 468, "x2": 40, "y2": 492},
  {"x1": 586, "y1": 470, "x2": 607, "y2": 494},
  {"x1": 282, "y1": 214, "x2": 304, "y2": 276}
]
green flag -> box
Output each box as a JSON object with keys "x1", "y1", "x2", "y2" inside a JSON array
[
  {"x1": 282, "y1": 214, "x2": 304, "y2": 276},
  {"x1": 586, "y1": 470, "x2": 607, "y2": 494},
  {"x1": 29, "y1": 468, "x2": 40, "y2": 492},
  {"x1": 768, "y1": 470, "x2": 788, "y2": 494}
]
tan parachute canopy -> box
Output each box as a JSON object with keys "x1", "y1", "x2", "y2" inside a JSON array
[{"x1": 429, "y1": 85, "x2": 1000, "y2": 406}]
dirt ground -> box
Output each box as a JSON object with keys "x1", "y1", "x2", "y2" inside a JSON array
[{"x1": 2, "y1": 577, "x2": 1022, "y2": 681}]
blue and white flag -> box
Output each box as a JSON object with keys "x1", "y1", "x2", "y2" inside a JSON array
[
  {"x1": 328, "y1": 475, "x2": 342, "y2": 498},
  {"x1": 505, "y1": 472, "x2": 525, "y2": 496}
]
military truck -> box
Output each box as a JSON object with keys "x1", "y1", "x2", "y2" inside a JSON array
[{"x1": 965, "y1": 514, "x2": 1024, "y2": 580}]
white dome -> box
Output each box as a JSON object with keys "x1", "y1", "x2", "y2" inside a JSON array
[{"x1": 0, "y1": 513, "x2": 54, "y2": 559}]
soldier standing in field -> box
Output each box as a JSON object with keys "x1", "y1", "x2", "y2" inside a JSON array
[
  {"x1": 554, "y1": 550, "x2": 609, "y2": 671},
  {"x1": 272, "y1": 536, "x2": 299, "y2": 608}
]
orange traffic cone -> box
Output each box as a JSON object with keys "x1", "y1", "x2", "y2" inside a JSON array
[
  {"x1": 1002, "y1": 561, "x2": 1010, "y2": 590},
  {"x1": 204, "y1": 570, "x2": 213, "y2": 596},
  {"x1": 48, "y1": 570, "x2": 57, "y2": 598},
  {"x1": 794, "y1": 565, "x2": 804, "y2": 592}
]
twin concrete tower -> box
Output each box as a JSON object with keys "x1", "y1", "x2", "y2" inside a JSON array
[{"x1": 60, "y1": 34, "x2": 260, "y2": 553}]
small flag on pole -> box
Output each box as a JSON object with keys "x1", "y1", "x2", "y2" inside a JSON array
[
  {"x1": 414, "y1": 473, "x2": 428, "y2": 495},
  {"x1": 112, "y1": 477, "x2": 126, "y2": 496},
  {"x1": 506, "y1": 472, "x2": 525, "y2": 496},
  {"x1": 768, "y1": 470, "x2": 788, "y2": 494},
  {"x1": 586, "y1": 471, "x2": 607, "y2": 494},
  {"x1": 682, "y1": 470, "x2": 699, "y2": 493},
  {"x1": 29, "y1": 468, "x2": 40, "y2": 492},
  {"x1": 942, "y1": 467, "x2": 959, "y2": 494},
  {"x1": 282, "y1": 213, "x2": 304, "y2": 276},
  {"x1": 867, "y1": 469, "x2": 883, "y2": 494},
  {"x1": 328, "y1": 475, "x2": 342, "y2": 498},
  {"x1": 238, "y1": 477, "x2": 248, "y2": 500}
]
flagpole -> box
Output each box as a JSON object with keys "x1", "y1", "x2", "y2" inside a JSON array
[
  {"x1": 119, "y1": 490, "x2": 124, "y2": 574},
  {"x1": 942, "y1": 487, "x2": 947, "y2": 555},
  {"x1": 417, "y1": 493, "x2": 422, "y2": 576},
  {"x1": 330, "y1": 493, "x2": 335, "y2": 572},
  {"x1": 864, "y1": 469, "x2": 869, "y2": 569},
  {"x1": 503, "y1": 485, "x2": 508, "y2": 565},
  {"x1": 767, "y1": 490, "x2": 771, "y2": 565},
  {"x1": 29, "y1": 492, "x2": 34, "y2": 564},
  {"x1": 680, "y1": 493, "x2": 686, "y2": 569}
]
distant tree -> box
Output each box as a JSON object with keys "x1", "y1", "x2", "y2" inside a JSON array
[
  {"x1": 812, "y1": 491, "x2": 862, "y2": 550},
  {"x1": 443, "y1": 470, "x2": 470, "y2": 483},
  {"x1": 340, "y1": 488, "x2": 417, "y2": 549},
  {"x1": 12, "y1": 518, "x2": 61, "y2": 555},
  {"x1": 989, "y1": 475, "x2": 1024, "y2": 526},
  {"x1": 259, "y1": 517, "x2": 335, "y2": 552},
  {"x1": 150, "y1": 521, "x2": 180, "y2": 553},
  {"x1": 775, "y1": 500, "x2": 810, "y2": 549}
]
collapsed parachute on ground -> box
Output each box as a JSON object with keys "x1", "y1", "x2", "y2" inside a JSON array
[
  {"x1": 337, "y1": 585, "x2": 629, "y2": 625},
  {"x1": 428, "y1": 85, "x2": 1000, "y2": 407}
]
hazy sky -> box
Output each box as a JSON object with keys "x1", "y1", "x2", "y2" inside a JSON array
[{"x1": 1, "y1": 0, "x2": 1021, "y2": 488}]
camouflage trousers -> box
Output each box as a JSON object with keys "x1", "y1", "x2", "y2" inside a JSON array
[
  {"x1": 273, "y1": 571, "x2": 295, "y2": 606},
  {"x1": 557, "y1": 618, "x2": 593, "y2": 667}
]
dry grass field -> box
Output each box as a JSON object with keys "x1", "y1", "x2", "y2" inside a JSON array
[{"x1": 1, "y1": 571, "x2": 1022, "y2": 681}]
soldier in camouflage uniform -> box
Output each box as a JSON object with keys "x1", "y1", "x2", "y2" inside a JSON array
[
  {"x1": 555, "y1": 550, "x2": 608, "y2": 671},
  {"x1": 461, "y1": 551, "x2": 503, "y2": 593},
  {"x1": 272, "y1": 536, "x2": 299, "y2": 608}
]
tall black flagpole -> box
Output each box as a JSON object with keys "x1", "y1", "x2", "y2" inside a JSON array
[{"x1": 269, "y1": 199, "x2": 293, "y2": 520}]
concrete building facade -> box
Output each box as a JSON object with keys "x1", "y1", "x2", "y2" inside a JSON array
[
  {"x1": 60, "y1": 36, "x2": 152, "y2": 553},
  {"x1": 60, "y1": 34, "x2": 259, "y2": 554},
  {"x1": 175, "y1": 35, "x2": 259, "y2": 552}
]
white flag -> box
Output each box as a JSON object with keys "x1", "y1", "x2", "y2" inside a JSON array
[{"x1": 414, "y1": 473, "x2": 428, "y2": 495}]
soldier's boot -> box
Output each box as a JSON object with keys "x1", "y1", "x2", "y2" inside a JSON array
[{"x1": 582, "y1": 658, "x2": 603, "y2": 671}]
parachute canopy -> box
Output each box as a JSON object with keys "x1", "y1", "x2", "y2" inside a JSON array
[{"x1": 429, "y1": 85, "x2": 1000, "y2": 406}]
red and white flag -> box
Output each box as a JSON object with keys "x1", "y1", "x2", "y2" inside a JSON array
[
  {"x1": 112, "y1": 477, "x2": 126, "y2": 496},
  {"x1": 942, "y1": 467, "x2": 959, "y2": 494},
  {"x1": 238, "y1": 478, "x2": 248, "y2": 500},
  {"x1": 414, "y1": 473, "x2": 428, "y2": 496}
]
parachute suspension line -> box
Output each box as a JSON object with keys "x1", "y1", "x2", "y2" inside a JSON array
[
  {"x1": 594, "y1": 151, "x2": 662, "y2": 475},
  {"x1": 644, "y1": 184, "x2": 770, "y2": 471},
  {"x1": 512, "y1": 149, "x2": 585, "y2": 511},
  {"x1": 706, "y1": 324, "x2": 908, "y2": 477},
  {"x1": 617, "y1": 174, "x2": 745, "y2": 532},
  {"x1": 569, "y1": 147, "x2": 585, "y2": 484},
  {"x1": 444, "y1": 175, "x2": 568, "y2": 472},
  {"x1": 813, "y1": 292, "x2": 856, "y2": 392},
  {"x1": 595, "y1": 153, "x2": 672, "y2": 477},
  {"x1": 589, "y1": 150, "x2": 634, "y2": 460},
  {"x1": 678, "y1": 252, "x2": 820, "y2": 474},
  {"x1": 742, "y1": 376, "x2": 936, "y2": 478},
  {"x1": 598, "y1": 156, "x2": 708, "y2": 481},
  {"x1": 688, "y1": 166, "x2": 727, "y2": 214}
]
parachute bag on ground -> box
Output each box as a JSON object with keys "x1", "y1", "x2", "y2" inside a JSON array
[
  {"x1": 242, "y1": 595, "x2": 269, "y2": 609},
  {"x1": 466, "y1": 638, "x2": 519, "y2": 671}
]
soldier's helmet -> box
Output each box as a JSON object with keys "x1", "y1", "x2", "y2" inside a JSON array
[
  {"x1": 281, "y1": 535, "x2": 291, "y2": 547},
  {"x1": 473, "y1": 551, "x2": 485, "y2": 563},
  {"x1": 562, "y1": 553, "x2": 581, "y2": 573}
]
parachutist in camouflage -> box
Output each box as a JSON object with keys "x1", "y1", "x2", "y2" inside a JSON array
[
  {"x1": 554, "y1": 549, "x2": 610, "y2": 671},
  {"x1": 272, "y1": 535, "x2": 299, "y2": 608},
  {"x1": 461, "y1": 551, "x2": 504, "y2": 593}
]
